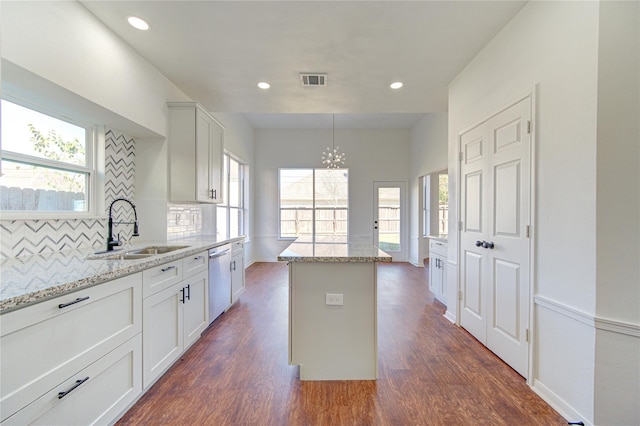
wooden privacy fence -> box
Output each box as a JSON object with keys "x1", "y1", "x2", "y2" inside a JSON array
[
  {"x1": 281, "y1": 208, "x2": 348, "y2": 236},
  {"x1": 0, "y1": 186, "x2": 86, "y2": 212}
]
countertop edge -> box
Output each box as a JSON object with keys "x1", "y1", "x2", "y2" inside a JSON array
[{"x1": 0, "y1": 236, "x2": 246, "y2": 314}]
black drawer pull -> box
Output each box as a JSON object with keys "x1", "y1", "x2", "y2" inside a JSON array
[
  {"x1": 58, "y1": 376, "x2": 89, "y2": 399},
  {"x1": 58, "y1": 296, "x2": 90, "y2": 309},
  {"x1": 194, "y1": 256, "x2": 204, "y2": 261},
  {"x1": 161, "y1": 265, "x2": 176, "y2": 272}
]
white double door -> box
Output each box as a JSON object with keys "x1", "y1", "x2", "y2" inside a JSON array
[{"x1": 459, "y1": 96, "x2": 531, "y2": 378}]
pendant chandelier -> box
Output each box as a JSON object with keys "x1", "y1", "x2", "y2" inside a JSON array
[{"x1": 322, "y1": 114, "x2": 346, "y2": 169}]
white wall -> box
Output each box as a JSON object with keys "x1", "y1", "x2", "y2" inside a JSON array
[
  {"x1": 593, "y1": 1, "x2": 640, "y2": 424},
  {"x1": 409, "y1": 113, "x2": 448, "y2": 266},
  {"x1": 1, "y1": 1, "x2": 188, "y2": 138},
  {"x1": 448, "y1": 1, "x2": 600, "y2": 423},
  {"x1": 254, "y1": 128, "x2": 410, "y2": 261}
]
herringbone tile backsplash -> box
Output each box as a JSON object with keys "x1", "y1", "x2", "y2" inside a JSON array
[{"x1": 0, "y1": 129, "x2": 135, "y2": 259}]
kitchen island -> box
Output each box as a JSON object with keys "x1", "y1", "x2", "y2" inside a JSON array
[{"x1": 278, "y1": 237, "x2": 391, "y2": 381}]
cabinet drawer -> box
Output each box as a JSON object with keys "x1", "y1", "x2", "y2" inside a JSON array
[
  {"x1": 182, "y1": 251, "x2": 208, "y2": 279},
  {"x1": 142, "y1": 259, "x2": 183, "y2": 298},
  {"x1": 4, "y1": 335, "x2": 142, "y2": 426},
  {"x1": 231, "y1": 240, "x2": 244, "y2": 255},
  {"x1": 0, "y1": 273, "x2": 141, "y2": 422},
  {"x1": 429, "y1": 239, "x2": 448, "y2": 257}
]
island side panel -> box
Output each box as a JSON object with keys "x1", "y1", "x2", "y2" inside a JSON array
[{"x1": 289, "y1": 261, "x2": 377, "y2": 380}]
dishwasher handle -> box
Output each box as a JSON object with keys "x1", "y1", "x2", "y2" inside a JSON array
[{"x1": 209, "y1": 249, "x2": 230, "y2": 259}]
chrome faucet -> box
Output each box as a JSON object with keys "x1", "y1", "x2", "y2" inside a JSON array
[{"x1": 107, "y1": 197, "x2": 140, "y2": 251}]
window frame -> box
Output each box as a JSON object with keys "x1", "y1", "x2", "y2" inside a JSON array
[
  {"x1": 0, "y1": 95, "x2": 103, "y2": 219},
  {"x1": 217, "y1": 152, "x2": 247, "y2": 241},
  {"x1": 278, "y1": 168, "x2": 349, "y2": 240}
]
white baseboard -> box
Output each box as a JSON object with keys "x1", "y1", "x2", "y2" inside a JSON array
[
  {"x1": 443, "y1": 310, "x2": 456, "y2": 324},
  {"x1": 531, "y1": 379, "x2": 592, "y2": 426}
]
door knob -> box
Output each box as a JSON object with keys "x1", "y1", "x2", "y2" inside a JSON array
[
  {"x1": 482, "y1": 241, "x2": 495, "y2": 249},
  {"x1": 475, "y1": 240, "x2": 483, "y2": 247}
]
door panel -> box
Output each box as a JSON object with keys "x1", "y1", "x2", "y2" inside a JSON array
[
  {"x1": 464, "y1": 172, "x2": 483, "y2": 232},
  {"x1": 494, "y1": 160, "x2": 520, "y2": 237},
  {"x1": 493, "y1": 258, "x2": 520, "y2": 340},
  {"x1": 459, "y1": 96, "x2": 531, "y2": 378},
  {"x1": 463, "y1": 251, "x2": 483, "y2": 317}
]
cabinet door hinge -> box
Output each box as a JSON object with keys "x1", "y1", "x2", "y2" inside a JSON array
[
  {"x1": 526, "y1": 225, "x2": 530, "y2": 238},
  {"x1": 459, "y1": 152, "x2": 463, "y2": 162},
  {"x1": 458, "y1": 290, "x2": 463, "y2": 301},
  {"x1": 527, "y1": 120, "x2": 532, "y2": 134},
  {"x1": 458, "y1": 221, "x2": 463, "y2": 231},
  {"x1": 525, "y1": 328, "x2": 530, "y2": 342}
]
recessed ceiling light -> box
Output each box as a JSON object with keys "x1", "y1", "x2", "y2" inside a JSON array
[
  {"x1": 257, "y1": 82, "x2": 271, "y2": 90},
  {"x1": 127, "y1": 16, "x2": 150, "y2": 31},
  {"x1": 390, "y1": 82, "x2": 403, "y2": 90}
]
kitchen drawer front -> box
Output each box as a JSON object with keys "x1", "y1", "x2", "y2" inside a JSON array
[
  {"x1": 0, "y1": 273, "x2": 142, "y2": 422},
  {"x1": 3, "y1": 334, "x2": 142, "y2": 426},
  {"x1": 429, "y1": 239, "x2": 448, "y2": 257},
  {"x1": 142, "y1": 259, "x2": 183, "y2": 298},
  {"x1": 182, "y1": 251, "x2": 208, "y2": 279},
  {"x1": 231, "y1": 240, "x2": 244, "y2": 256}
]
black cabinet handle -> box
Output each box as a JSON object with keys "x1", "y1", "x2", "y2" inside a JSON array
[
  {"x1": 186, "y1": 284, "x2": 191, "y2": 301},
  {"x1": 161, "y1": 265, "x2": 176, "y2": 272},
  {"x1": 232, "y1": 260, "x2": 236, "y2": 271},
  {"x1": 211, "y1": 189, "x2": 217, "y2": 199},
  {"x1": 58, "y1": 377, "x2": 89, "y2": 399},
  {"x1": 58, "y1": 296, "x2": 90, "y2": 309},
  {"x1": 180, "y1": 287, "x2": 185, "y2": 304}
]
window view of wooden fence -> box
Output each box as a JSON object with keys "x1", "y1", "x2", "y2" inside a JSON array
[
  {"x1": 0, "y1": 186, "x2": 86, "y2": 212},
  {"x1": 280, "y1": 208, "x2": 347, "y2": 237}
]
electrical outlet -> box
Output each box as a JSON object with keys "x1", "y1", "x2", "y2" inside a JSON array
[{"x1": 325, "y1": 293, "x2": 344, "y2": 306}]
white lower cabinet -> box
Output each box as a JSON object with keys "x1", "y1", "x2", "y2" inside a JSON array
[
  {"x1": 429, "y1": 238, "x2": 448, "y2": 305},
  {"x1": 142, "y1": 253, "x2": 209, "y2": 389},
  {"x1": 231, "y1": 241, "x2": 245, "y2": 304},
  {"x1": 0, "y1": 273, "x2": 142, "y2": 425},
  {"x1": 1, "y1": 249, "x2": 211, "y2": 425},
  {"x1": 4, "y1": 335, "x2": 142, "y2": 426}
]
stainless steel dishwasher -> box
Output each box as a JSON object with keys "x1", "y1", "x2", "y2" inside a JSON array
[{"x1": 208, "y1": 244, "x2": 231, "y2": 323}]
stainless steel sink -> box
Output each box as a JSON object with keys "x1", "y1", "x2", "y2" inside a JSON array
[
  {"x1": 98, "y1": 253, "x2": 154, "y2": 260},
  {"x1": 88, "y1": 245, "x2": 189, "y2": 260},
  {"x1": 129, "y1": 245, "x2": 190, "y2": 255}
]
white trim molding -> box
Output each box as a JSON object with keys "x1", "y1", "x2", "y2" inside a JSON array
[
  {"x1": 535, "y1": 295, "x2": 640, "y2": 337},
  {"x1": 594, "y1": 316, "x2": 640, "y2": 338},
  {"x1": 531, "y1": 379, "x2": 595, "y2": 426}
]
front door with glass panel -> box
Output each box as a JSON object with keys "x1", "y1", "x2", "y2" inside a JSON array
[{"x1": 373, "y1": 182, "x2": 406, "y2": 261}]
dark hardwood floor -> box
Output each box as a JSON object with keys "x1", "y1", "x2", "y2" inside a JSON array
[{"x1": 118, "y1": 261, "x2": 565, "y2": 425}]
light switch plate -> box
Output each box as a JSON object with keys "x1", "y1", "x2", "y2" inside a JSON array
[{"x1": 325, "y1": 293, "x2": 344, "y2": 306}]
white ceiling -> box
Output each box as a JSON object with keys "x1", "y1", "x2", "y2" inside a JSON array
[{"x1": 81, "y1": 1, "x2": 526, "y2": 129}]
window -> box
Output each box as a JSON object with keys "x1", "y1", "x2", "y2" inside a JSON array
[
  {"x1": 279, "y1": 168, "x2": 348, "y2": 239},
  {"x1": 217, "y1": 154, "x2": 246, "y2": 240},
  {"x1": 422, "y1": 175, "x2": 430, "y2": 237},
  {"x1": 438, "y1": 173, "x2": 449, "y2": 236},
  {"x1": 0, "y1": 98, "x2": 95, "y2": 215}
]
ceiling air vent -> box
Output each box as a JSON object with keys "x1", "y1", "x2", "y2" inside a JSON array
[{"x1": 300, "y1": 73, "x2": 327, "y2": 87}]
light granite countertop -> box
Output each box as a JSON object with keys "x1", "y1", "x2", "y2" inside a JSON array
[
  {"x1": 428, "y1": 234, "x2": 448, "y2": 243},
  {"x1": 0, "y1": 235, "x2": 245, "y2": 313},
  {"x1": 277, "y1": 236, "x2": 392, "y2": 263}
]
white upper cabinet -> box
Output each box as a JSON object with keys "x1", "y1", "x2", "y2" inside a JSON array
[{"x1": 168, "y1": 102, "x2": 224, "y2": 204}]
